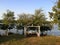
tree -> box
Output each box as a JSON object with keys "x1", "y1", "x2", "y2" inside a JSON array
[
  {"x1": 17, "y1": 13, "x2": 32, "y2": 26},
  {"x1": 3, "y1": 10, "x2": 15, "y2": 26},
  {"x1": 17, "y1": 9, "x2": 46, "y2": 26},
  {"x1": 49, "y1": 0, "x2": 60, "y2": 24},
  {"x1": 32, "y1": 9, "x2": 46, "y2": 26},
  {"x1": 2, "y1": 10, "x2": 15, "y2": 36}
]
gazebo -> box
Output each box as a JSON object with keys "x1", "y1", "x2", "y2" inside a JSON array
[{"x1": 24, "y1": 25, "x2": 40, "y2": 37}]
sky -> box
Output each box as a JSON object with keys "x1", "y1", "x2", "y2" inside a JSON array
[{"x1": 0, "y1": 0, "x2": 57, "y2": 20}]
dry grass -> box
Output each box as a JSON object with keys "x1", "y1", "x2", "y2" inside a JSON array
[{"x1": 0, "y1": 34, "x2": 60, "y2": 45}]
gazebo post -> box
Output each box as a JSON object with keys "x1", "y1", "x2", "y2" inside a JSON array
[
  {"x1": 24, "y1": 26, "x2": 27, "y2": 37},
  {"x1": 37, "y1": 26, "x2": 40, "y2": 37}
]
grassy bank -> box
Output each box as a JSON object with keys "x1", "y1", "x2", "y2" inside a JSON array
[{"x1": 0, "y1": 34, "x2": 60, "y2": 45}]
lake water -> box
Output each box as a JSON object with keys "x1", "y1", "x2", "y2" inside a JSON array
[{"x1": 47, "y1": 23, "x2": 60, "y2": 36}]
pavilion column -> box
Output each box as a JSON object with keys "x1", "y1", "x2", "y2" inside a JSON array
[
  {"x1": 37, "y1": 26, "x2": 40, "y2": 37},
  {"x1": 24, "y1": 26, "x2": 27, "y2": 37},
  {"x1": 5, "y1": 29, "x2": 8, "y2": 36}
]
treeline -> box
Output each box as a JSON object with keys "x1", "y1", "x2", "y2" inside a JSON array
[{"x1": 1, "y1": 9, "x2": 51, "y2": 27}]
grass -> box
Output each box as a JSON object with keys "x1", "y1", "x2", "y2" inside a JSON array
[{"x1": 0, "y1": 34, "x2": 60, "y2": 45}]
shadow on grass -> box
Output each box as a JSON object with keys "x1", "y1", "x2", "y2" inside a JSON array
[{"x1": 0, "y1": 33, "x2": 25, "y2": 44}]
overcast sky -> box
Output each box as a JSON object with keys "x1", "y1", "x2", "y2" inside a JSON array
[{"x1": 0, "y1": 0, "x2": 57, "y2": 20}]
